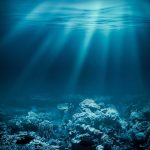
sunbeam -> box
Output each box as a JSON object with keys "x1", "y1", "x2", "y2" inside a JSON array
[
  {"x1": 1, "y1": 2, "x2": 45, "y2": 45},
  {"x1": 47, "y1": 22, "x2": 74, "y2": 66},
  {"x1": 97, "y1": 29, "x2": 112, "y2": 91},
  {"x1": 68, "y1": 9, "x2": 100, "y2": 92},
  {"x1": 11, "y1": 19, "x2": 75, "y2": 94},
  {"x1": 0, "y1": 0, "x2": 150, "y2": 97},
  {"x1": 1, "y1": 1, "x2": 62, "y2": 46},
  {"x1": 125, "y1": 27, "x2": 143, "y2": 91}
]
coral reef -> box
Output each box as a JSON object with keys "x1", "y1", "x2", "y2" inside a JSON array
[{"x1": 0, "y1": 98, "x2": 150, "y2": 150}]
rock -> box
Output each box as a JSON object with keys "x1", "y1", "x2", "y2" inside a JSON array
[
  {"x1": 119, "y1": 132, "x2": 132, "y2": 143},
  {"x1": 101, "y1": 134, "x2": 112, "y2": 149},
  {"x1": 57, "y1": 103, "x2": 74, "y2": 123},
  {"x1": 96, "y1": 145, "x2": 104, "y2": 150},
  {"x1": 80, "y1": 99, "x2": 100, "y2": 112},
  {"x1": 38, "y1": 120, "x2": 53, "y2": 138},
  {"x1": 135, "y1": 132, "x2": 145, "y2": 142},
  {"x1": 79, "y1": 124, "x2": 102, "y2": 136},
  {"x1": 130, "y1": 111, "x2": 143, "y2": 121},
  {"x1": 112, "y1": 145, "x2": 120, "y2": 150},
  {"x1": 96, "y1": 108, "x2": 121, "y2": 129},
  {"x1": 104, "y1": 108, "x2": 119, "y2": 121},
  {"x1": 142, "y1": 107, "x2": 150, "y2": 120},
  {"x1": 119, "y1": 119, "x2": 128, "y2": 129},
  {"x1": 72, "y1": 133, "x2": 95, "y2": 150},
  {"x1": 73, "y1": 110, "x2": 97, "y2": 125},
  {"x1": 57, "y1": 103, "x2": 73, "y2": 112}
]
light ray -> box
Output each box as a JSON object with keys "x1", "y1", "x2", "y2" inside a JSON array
[
  {"x1": 97, "y1": 29, "x2": 111, "y2": 91},
  {"x1": 47, "y1": 24, "x2": 74, "y2": 66},
  {"x1": 126, "y1": 27, "x2": 143, "y2": 91},
  {"x1": 1, "y1": 3, "x2": 45, "y2": 46},
  {"x1": 1, "y1": 2, "x2": 61, "y2": 46},
  {"x1": 11, "y1": 19, "x2": 75, "y2": 93},
  {"x1": 10, "y1": 33, "x2": 53, "y2": 94},
  {"x1": 68, "y1": 9, "x2": 100, "y2": 92}
]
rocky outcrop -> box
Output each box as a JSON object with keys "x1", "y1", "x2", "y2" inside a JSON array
[{"x1": 0, "y1": 97, "x2": 150, "y2": 150}]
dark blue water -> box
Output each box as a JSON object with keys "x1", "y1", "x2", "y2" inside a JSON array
[{"x1": 0, "y1": 0, "x2": 150, "y2": 103}]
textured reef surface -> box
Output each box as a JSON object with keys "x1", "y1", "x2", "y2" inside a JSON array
[{"x1": 0, "y1": 96, "x2": 150, "y2": 150}]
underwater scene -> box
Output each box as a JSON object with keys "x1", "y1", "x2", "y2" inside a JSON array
[{"x1": 0, "y1": 0, "x2": 150, "y2": 149}]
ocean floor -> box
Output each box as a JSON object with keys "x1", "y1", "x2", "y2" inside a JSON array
[{"x1": 0, "y1": 96, "x2": 150, "y2": 150}]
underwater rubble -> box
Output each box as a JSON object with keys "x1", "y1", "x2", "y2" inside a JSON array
[{"x1": 0, "y1": 98, "x2": 150, "y2": 150}]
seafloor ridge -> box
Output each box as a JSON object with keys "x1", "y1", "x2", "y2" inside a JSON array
[{"x1": 0, "y1": 97, "x2": 150, "y2": 150}]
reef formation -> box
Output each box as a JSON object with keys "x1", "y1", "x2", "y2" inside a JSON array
[{"x1": 0, "y1": 98, "x2": 150, "y2": 150}]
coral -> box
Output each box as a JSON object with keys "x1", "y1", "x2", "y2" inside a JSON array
[
  {"x1": 0, "y1": 97, "x2": 150, "y2": 150},
  {"x1": 79, "y1": 99, "x2": 100, "y2": 112},
  {"x1": 57, "y1": 103, "x2": 73, "y2": 112},
  {"x1": 96, "y1": 145, "x2": 104, "y2": 150},
  {"x1": 130, "y1": 111, "x2": 143, "y2": 122},
  {"x1": 38, "y1": 120, "x2": 54, "y2": 139}
]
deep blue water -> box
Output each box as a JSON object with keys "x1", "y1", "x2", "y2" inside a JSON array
[{"x1": 0, "y1": 0, "x2": 150, "y2": 103}]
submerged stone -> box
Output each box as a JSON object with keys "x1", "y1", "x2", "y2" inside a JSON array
[
  {"x1": 57, "y1": 103, "x2": 72, "y2": 111},
  {"x1": 96, "y1": 145, "x2": 104, "y2": 150},
  {"x1": 80, "y1": 99, "x2": 100, "y2": 112},
  {"x1": 135, "y1": 132, "x2": 145, "y2": 142},
  {"x1": 130, "y1": 111, "x2": 143, "y2": 121}
]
